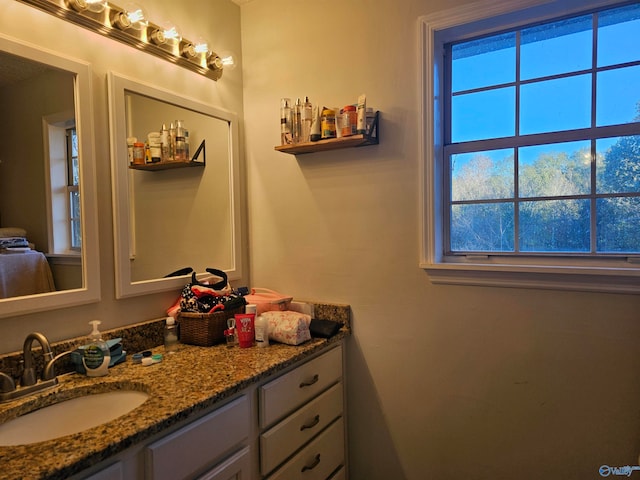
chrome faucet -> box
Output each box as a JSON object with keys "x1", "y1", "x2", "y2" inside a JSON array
[
  {"x1": 0, "y1": 332, "x2": 66, "y2": 403},
  {"x1": 21, "y1": 332, "x2": 55, "y2": 386}
]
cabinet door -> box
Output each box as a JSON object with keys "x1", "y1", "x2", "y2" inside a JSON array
[
  {"x1": 266, "y1": 418, "x2": 344, "y2": 480},
  {"x1": 83, "y1": 462, "x2": 123, "y2": 480},
  {"x1": 146, "y1": 395, "x2": 249, "y2": 480},
  {"x1": 261, "y1": 382, "x2": 343, "y2": 475},
  {"x1": 196, "y1": 446, "x2": 251, "y2": 480},
  {"x1": 260, "y1": 345, "x2": 342, "y2": 428}
]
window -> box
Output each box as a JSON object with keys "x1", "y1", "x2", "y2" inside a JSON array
[
  {"x1": 45, "y1": 113, "x2": 81, "y2": 256},
  {"x1": 420, "y1": 0, "x2": 640, "y2": 293},
  {"x1": 66, "y1": 126, "x2": 81, "y2": 250}
]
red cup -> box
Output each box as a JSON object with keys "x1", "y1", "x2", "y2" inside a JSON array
[{"x1": 235, "y1": 313, "x2": 255, "y2": 348}]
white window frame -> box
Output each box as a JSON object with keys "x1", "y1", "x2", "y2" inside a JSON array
[
  {"x1": 43, "y1": 111, "x2": 82, "y2": 259},
  {"x1": 419, "y1": 0, "x2": 640, "y2": 294}
]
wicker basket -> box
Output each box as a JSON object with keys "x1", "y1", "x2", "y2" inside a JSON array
[{"x1": 178, "y1": 306, "x2": 244, "y2": 346}]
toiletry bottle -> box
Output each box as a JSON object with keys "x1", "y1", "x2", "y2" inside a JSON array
[
  {"x1": 164, "y1": 316, "x2": 178, "y2": 353},
  {"x1": 160, "y1": 124, "x2": 170, "y2": 162},
  {"x1": 83, "y1": 320, "x2": 110, "y2": 377},
  {"x1": 169, "y1": 122, "x2": 176, "y2": 161},
  {"x1": 280, "y1": 98, "x2": 292, "y2": 145},
  {"x1": 300, "y1": 96, "x2": 313, "y2": 143},
  {"x1": 175, "y1": 120, "x2": 187, "y2": 162},
  {"x1": 254, "y1": 314, "x2": 269, "y2": 348},
  {"x1": 292, "y1": 98, "x2": 302, "y2": 144},
  {"x1": 310, "y1": 105, "x2": 321, "y2": 142}
]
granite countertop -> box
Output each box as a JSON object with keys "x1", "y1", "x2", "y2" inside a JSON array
[{"x1": 0, "y1": 323, "x2": 349, "y2": 480}]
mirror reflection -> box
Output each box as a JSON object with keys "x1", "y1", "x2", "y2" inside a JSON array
[
  {"x1": 109, "y1": 72, "x2": 242, "y2": 298},
  {"x1": 126, "y1": 92, "x2": 234, "y2": 282},
  {"x1": 0, "y1": 51, "x2": 82, "y2": 299}
]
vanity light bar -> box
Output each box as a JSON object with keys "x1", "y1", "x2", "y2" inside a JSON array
[{"x1": 15, "y1": 0, "x2": 226, "y2": 81}]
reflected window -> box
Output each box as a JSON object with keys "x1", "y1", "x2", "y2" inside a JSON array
[
  {"x1": 66, "y1": 126, "x2": 81, "y2": 250},
  {"x1": 46, "y1": 116, "x2": 80, "y2": 255}
]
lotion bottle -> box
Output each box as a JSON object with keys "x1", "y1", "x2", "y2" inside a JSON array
[
  {"x1": 254, "y1": 314, "x2": 269, "y2": 348},
  {"x1": 83, "y1": 320, "x2": 110, "y2": 377}
]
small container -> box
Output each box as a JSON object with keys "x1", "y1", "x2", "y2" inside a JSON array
[
  {"x1": 152, "y1": 353, "x2": 163, "y2": 363},
  {"x1": 321, "y1": 108, "x2": 336, "y2": 139},
  {"x1": 341, "y1": 105, "x2": 357, "y2": 137},
  {"x1": 132, "y1": 353, "x2": 143, "y2": 364},
  {"x1": 254, "y1": 314, "x2": 269, "y2": 348},
  {"x1": 235, "y1": 313, "x2": 255, "y2": 348},
  {"x1": 132, "y1": 142, "x2": 145, "y2": 165},
  {"x1": 148, "y1": 132, "x2": 162, "y2": 163},
  {"x1": 127, "y1": 137, "x2": 137, "y2": 164},
  {"x1": 164, "y1": 316, "x2": 178, "y2": 353}
]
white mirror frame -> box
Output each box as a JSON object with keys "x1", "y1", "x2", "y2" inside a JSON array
[
  {"x1": 107, "y1": 71, "x2": 242, "y2": 299},
  {"x1": 0, "y1": 34, "x2": 100, "y2": 318}
]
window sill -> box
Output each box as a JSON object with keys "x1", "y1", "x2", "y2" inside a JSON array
[
  {"x1": 46, "y1": 253, "x2": 82, "y2": 266},
  {"x1": 422, "y1": 261, "x2": 640, "y2": 294}
]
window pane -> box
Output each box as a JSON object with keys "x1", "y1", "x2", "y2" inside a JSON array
[
  {"x1": 596, "y1": 65, "x2": 640, "y2": 126},
  {"x1": 519, "y1": 199, "x2": 590, "y2": 252},
  {"x1": 520, "y1": 75, "x2": 591, "y2": 135},
  {"x1": 450, "y1": 203, "x2": 514, "y2": 252},
  {"x1": 70, "y1": 190, "x2": 81, "y2": 249},
  {"x1": 518, "y1": 141, "x2": 591, "y2": 198},
  {"x1": 451, "y1": 149, "x2": 514, "y2": 201},
  {"x1": 596, "y1": 135, "x2": 640, "y2": 194},
  {"x1": 521, "y1": 15, "x2": 592, "y2": 81},
  {"x1": 451, "y1": 32, "x2": 516, "y2": 92},
  {"x1": 597, "y1": 197, "x2": 640, "y2": 253},
  {"x1": 597, "y1": 4, "x2": 640, "y2": 67},
  {"x1": 451, "y1": 87, "x2": 515, "y2": 142}
]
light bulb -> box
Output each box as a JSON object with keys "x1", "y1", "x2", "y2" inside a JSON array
[
  {"x1": 219, "y1": 50, "x2": 237, "y2": 71},
  {"x1": 194, "y1": 38, "x2": 210, "y2": 55},
  {"x1": 161, "y1": 22, "x2": 182, "y2": 45},
  {"x1": 123, "y1": 2, "x2": 147, "y2": 30}
]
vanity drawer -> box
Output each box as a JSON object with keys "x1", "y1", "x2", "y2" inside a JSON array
[
  {"x1": 146, "y1": 395, "x2": 249, "y2": 480},
  {"x1": 260, "y1": 382, "x2": 343, "y2": 475},
  {"x1": 260, "y1": 345, "x2": 342, "y2": 428},
  {"x1": 266, "y1": 417, "x2": 344, "y2": 480}
]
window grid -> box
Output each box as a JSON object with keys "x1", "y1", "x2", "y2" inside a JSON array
[{"x1": 443, "y1": 4, "x2": 640, "y2": 257}]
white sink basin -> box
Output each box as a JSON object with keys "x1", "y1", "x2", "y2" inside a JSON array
[{"x1": 0, "y1": 390, "x2": 149, "y2": 446}]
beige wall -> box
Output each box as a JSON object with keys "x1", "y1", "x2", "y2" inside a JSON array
[
  {"x1": 240, "y1": 0, "x2": 640, "y2": 478},
  {"x1": 0, "y1": 0, "x2": 246, "y2": 350}
]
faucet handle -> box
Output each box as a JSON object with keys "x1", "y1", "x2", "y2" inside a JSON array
[{"x1": 0, "y1": 372, "x2": 16, "y2": 393}]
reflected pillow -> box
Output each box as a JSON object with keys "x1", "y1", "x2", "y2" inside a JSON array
[{"x1": 0, "y1": 227, "x2": 27, "y2": 238}]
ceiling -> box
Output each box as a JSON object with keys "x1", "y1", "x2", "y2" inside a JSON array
[{"x1": 0, "y1": 51, "x2": 50, "y2": 87}]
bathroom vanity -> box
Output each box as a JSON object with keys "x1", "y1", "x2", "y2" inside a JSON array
[{"x1": 0, "y1": 330, "x2": 348, "y2": 480}]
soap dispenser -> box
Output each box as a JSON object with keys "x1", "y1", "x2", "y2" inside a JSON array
[{"x1": 83, "y1": 320, "x2": 110, "y2": 377}]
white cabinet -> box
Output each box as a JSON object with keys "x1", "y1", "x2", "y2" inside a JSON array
[
  {"x1": 196, "y1": 446, "x2": 252, "y2": 480},
  {"x1": 146, "y1": 395, "x2": 250, "y2": 480},
  {"x1": 76, "y1": 342, "x2": 346, "y2": 480},
  {"x1": 260, "y1": 345, "x2": 346, "y2": 479},
  {"x1": 83, "y1": 462, "x2": 124, "y2": 480}
]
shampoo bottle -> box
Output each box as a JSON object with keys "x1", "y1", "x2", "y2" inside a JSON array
[
  {"x1": 83, "y1": 320, "x2": 110, "y2": 377},
  {"x1": 254, "y1": 314, "x2": 269, "y2": 348}
]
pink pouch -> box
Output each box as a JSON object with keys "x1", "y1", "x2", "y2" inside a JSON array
[
  {"x1": 243, "y1": 288, "x2": 293, "y2": 315},
  {"x1": 261, "y1": 311, "x2": 311, "y2": 345}
]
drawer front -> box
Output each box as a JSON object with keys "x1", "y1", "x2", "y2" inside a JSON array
[
  {"x1": 146, "y1": 395, "x2": 249, "y2": 480},
  {"x1": 196, "y1": 446, "x2": 251, "y2": 480},
  {"x1": 261, "y1": 382, "x2": 343, "y2": 475},
  {"x1": 328, "y1": 466, "x2": 346, "y2": 480},
  {"x1": 266, "y1": 417, "x2": 345, "y2": 480},
  {"x1": 260, "y1": 345, "x2": 342, "y2": 428}
]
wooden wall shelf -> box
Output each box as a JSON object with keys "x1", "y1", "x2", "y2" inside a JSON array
[
  {"x1": 129, "y1": 160, "x2": 204, "y2": 171},
  {"x1": 275, "y1": 111, "x2": 379, "y2": 155},
  {"x1": 128, "y1": 140, "x2": 206, "y2": 171}
]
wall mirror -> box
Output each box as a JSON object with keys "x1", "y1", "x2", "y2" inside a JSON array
[
  {"x1": 0, "y1": 34, "x2": 100, "y2": 318},
  {"x1": 108, "y1": 72, "x2": 242, "y2": 299}
]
